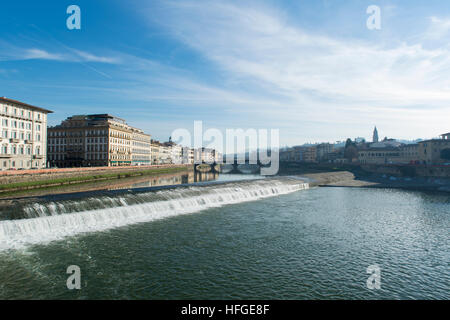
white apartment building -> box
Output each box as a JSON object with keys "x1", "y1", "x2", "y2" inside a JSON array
[
  {"x1": 159, "y1": 144, "x2": 171, "y2": 164},
  {"x1": 0, "y1": 97, "x2": 52, "y2": 170},
  {"x1": 131, "y1": 127, "x2": 151, "y2": 166}
]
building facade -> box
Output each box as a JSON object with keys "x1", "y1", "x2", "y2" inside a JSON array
[
  {"x1": 358, "y1": 148, "x2": 402, "y2": 165},
  {"x1": 151, "y1": 139, "x2": 161, "y2": 165},
  {"x1": 0, "y1": 97, "x2": 52, "y2": 170},
  {"x1": 48, "y1": 114, "x2": 151, "y2": 167},
  {"x1": 315, "y1": 143, "x2": 334, "y2": 162},
  {"x1": 418, "y1": 133, "x2": 450, "y2": 165},
  {"x1": 358, "y1": 135, "x2": 450, "y2": 166},
  {"x1": 131, "y1": 128, "x2": 151, "y2": 166},
  {"x1": 158, "y1": 144, "x2": 171, "y2": 164},
  {"x1": 281, "y1": 146, "x2": 317, "y2": 163}
]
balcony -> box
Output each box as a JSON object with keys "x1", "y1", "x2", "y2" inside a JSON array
[
  {"x1": 24, "y1": 140, "x2": 33, "y2": 144},
  {"x1": 33, "y1": 155, "x2": 43, "y2": 159},
  {"x1": 0, "y1": 154, "x2": 12, "y2": 158},
  {"x1": 9, "y1": 138, "x2": 19, "y2": 143}
]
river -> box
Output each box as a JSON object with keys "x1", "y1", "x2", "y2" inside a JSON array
[{"x1": 0, "y1": 174, "x2": 448, "y2": 299}]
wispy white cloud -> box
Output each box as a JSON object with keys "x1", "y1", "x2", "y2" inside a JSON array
[
  {"x1": 71, "y1": 49, "x2": 121, "y2": 64},
  {"x1": 135, "y1": 0, "x2": 450, "y2": 141},
  {"x1": 0, "y1": 41, "x2": 120, "y2": 64},
  {"x1": 426, "y1": 16, "x2": 450, "y2": 40}
]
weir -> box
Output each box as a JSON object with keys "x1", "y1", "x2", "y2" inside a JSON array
[{"x1": 0, "y1": 178, "x2": 309, "y2": 250}]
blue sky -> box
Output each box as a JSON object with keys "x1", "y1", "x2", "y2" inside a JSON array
[{"x1": 1, "y1": 0, "x2": 450, "y2": 146}]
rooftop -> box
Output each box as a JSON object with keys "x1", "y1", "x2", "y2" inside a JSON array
[{"x1": 0, "y1": 96, "x2": 53, "y2": 113}]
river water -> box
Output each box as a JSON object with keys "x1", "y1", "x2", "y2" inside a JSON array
[{"x1": 0, "y1": 174, "x2": 448, "y2": 299}]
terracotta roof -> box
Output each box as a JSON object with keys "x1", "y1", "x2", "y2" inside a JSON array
[{"x1": 0, "y1": 97, "x2": 53, "y2": 113}]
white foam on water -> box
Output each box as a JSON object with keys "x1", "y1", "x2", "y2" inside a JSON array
[{"x1": 0, "y1": 180, "x2": 309, "y2": 250}]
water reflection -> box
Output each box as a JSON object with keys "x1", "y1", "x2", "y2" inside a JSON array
[
  {"x1": 194, "y1": 171, "x2": 219, "y2": 183},
  {"x1": 111, "y1": 171, "x2": 219, "y2": 189}
]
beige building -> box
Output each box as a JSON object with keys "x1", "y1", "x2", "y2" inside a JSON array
[
  {"x1": 131, "y1": 127, "x2": 151, "y2": 166},
  {"x1": 315, "y1": 143, "x2": 334, "y2": 162},
  {"x1": 280, "y1": 146, "x2": 317, "y2": 163},
  {"x1": 158, "y1": 144, "x2": 171, "y2": 164},
  {"x1": 358, "y1": 141, "x2": 441, "y2": 165},
  {"x1": 358, "y1": 148, "x2": 402, "y2": 165},
  {"x1": 0, "y1": 97, "x2": 52, "y2": 170},
  {"x1": 163, "y1": 140, "x2": 183, "y2": 164},
  {"x1": 48, "y1": 114, "x2": 151, "y2": 167},
  {"x1": 181, "y1": 147, "x2": 194, "y2": 164},
  {"x1": 151, "y1": 139, "x2": 161, "y2": 165},
  {"x1": 193, "y1": 147, "x2": 217, "y2": 163},
  {"x1": 417, "y1": 133, "x2": 450, "y2": 165},
  {"x1": 398, "y1": 144, "x2": 420, "y2": 164}
]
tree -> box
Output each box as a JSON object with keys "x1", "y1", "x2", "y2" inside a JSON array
[
  {"x1": 344, "y1": 145, "x2": 358, "y2": 160},
  {"x1": 345, "y1": 138, "x2": 354, "y2": 149}
]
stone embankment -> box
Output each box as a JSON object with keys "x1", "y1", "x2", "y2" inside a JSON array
[{"x1": 0, "y1": 165, "x2": 192, "y2": 193}]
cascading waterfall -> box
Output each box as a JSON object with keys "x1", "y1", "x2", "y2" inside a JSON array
[{"x1": 0, "y1": 178, "x2": 308, "y2": 250}]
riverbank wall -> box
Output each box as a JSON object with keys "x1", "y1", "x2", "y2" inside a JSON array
[
  {"x1": 0, "y1": 165, "x2": 192, "y2": 193},
  {"x1": 289, "y1": 169, "x2": 450, "y2": 193}
]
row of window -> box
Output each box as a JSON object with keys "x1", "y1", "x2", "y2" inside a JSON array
[
  {"x1": 1, "y1": 119, "x2": 40, "y2": 130},
  {"x1": 1, "y1": 130, "x2": 40, "y2": 141},
  {"x1": 49, "y1": 137, "x2": 109, "y2": 144},
  {"x1": 49, "y1": 130, "x2": 108, "y2": 137},
  {"x1": 1, "y1": 145, "x2": 40, "y2": 155},
  {"x1": 1, "y1": 160, "x2": 41, "y2": 168},
  {"x1": 132, "y1": 148, "x2": 151, "y2": 154},
  {"x1": 1, "y1": 106, "x2": 43, "y2": 120},
  {"x1": 49, "y1": 153, "x2": 108, "y2": 161}
]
